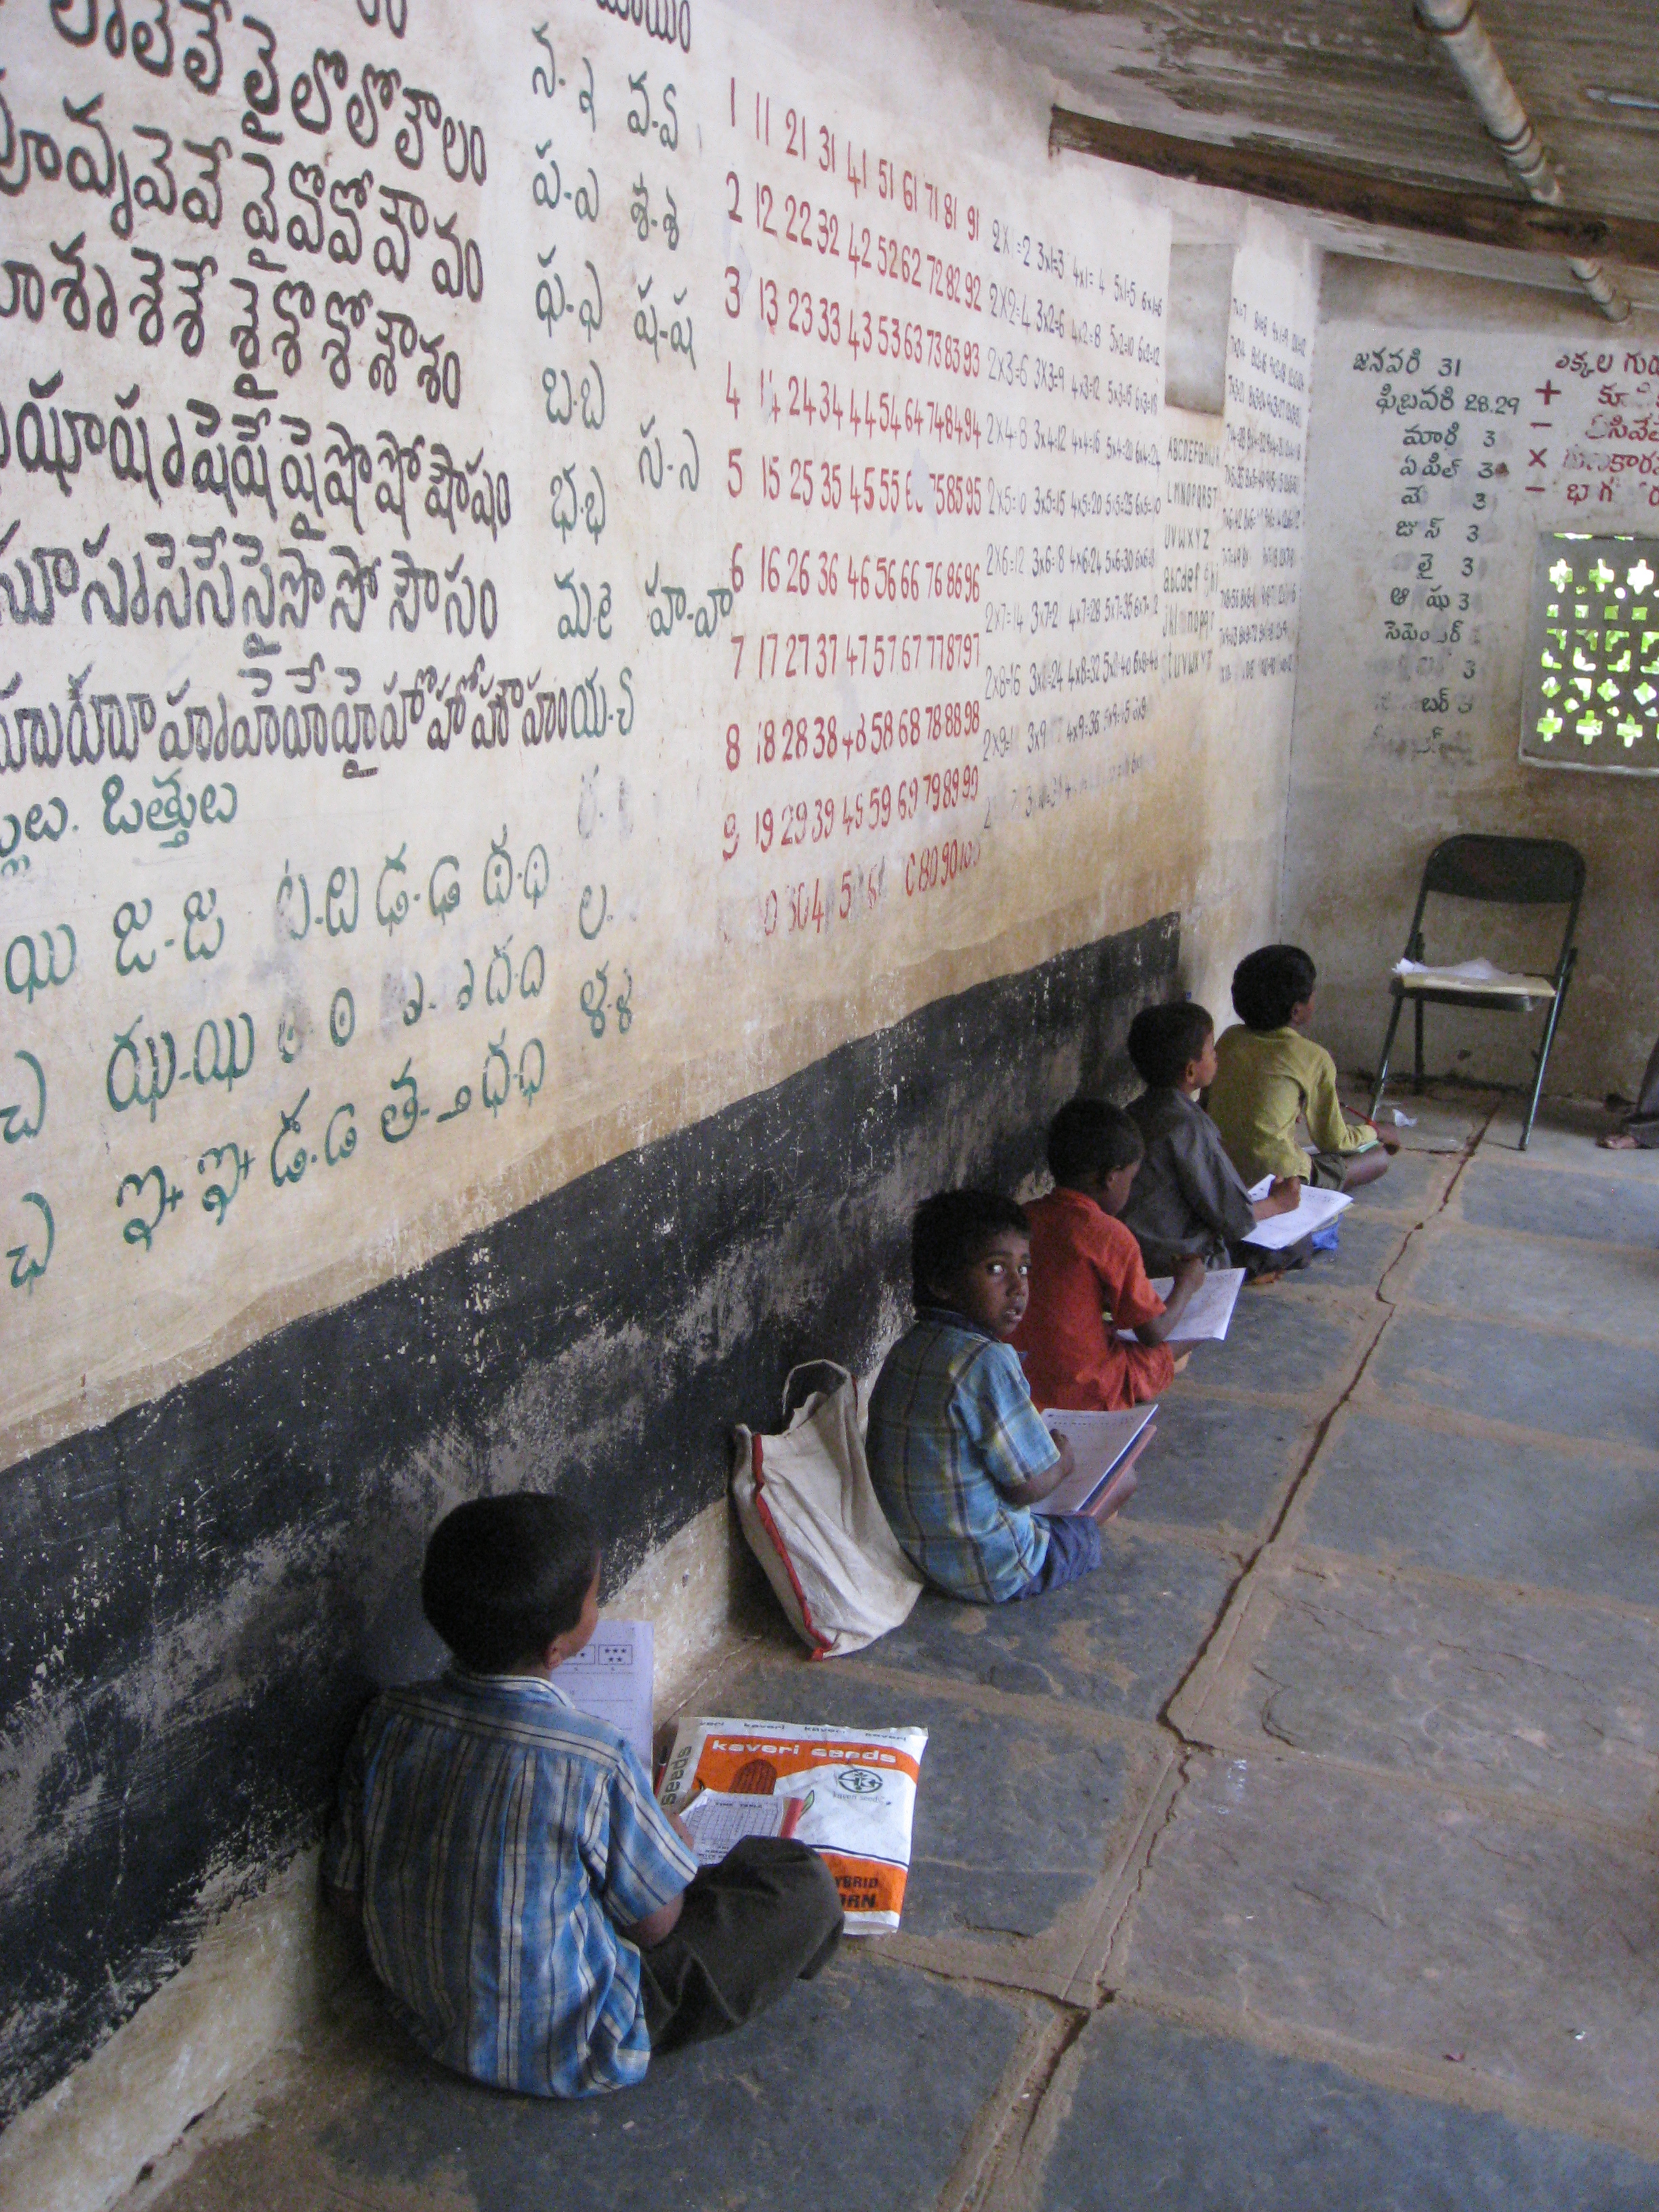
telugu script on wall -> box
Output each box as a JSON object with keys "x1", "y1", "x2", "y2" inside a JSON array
[{"x1": 0, "y1": 1, "x2": 1317, "y2": 1449}]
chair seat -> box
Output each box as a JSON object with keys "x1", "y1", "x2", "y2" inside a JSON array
[{"x1": 1390, "y1": 966, "x2": 1555, "y2": 1005}]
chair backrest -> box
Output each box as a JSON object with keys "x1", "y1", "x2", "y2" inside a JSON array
[
  {"x1": 1406, "y1": 833, "x2": 1585, "y2": 988},
  {"x1": 1420, "y1": 834, "x2": 1584, "y2": 907}
]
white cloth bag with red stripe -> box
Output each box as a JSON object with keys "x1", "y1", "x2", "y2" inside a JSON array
[{"x1": 731, "y1": 1361, "x2": 924, "y2": 1658}]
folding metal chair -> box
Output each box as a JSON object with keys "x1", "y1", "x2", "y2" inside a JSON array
[{"x1": 1370, "y1": 834, "x2": 1585, "y2": 1151}]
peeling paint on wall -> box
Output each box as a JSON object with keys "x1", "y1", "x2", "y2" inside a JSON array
[{"x1": 0, "y1": 913, "x2": 1176, "y2": 2121}]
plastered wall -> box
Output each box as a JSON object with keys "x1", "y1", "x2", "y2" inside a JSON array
[
  {"x1": 0, "y1": 0, "x2": 1314, "y2": 1469},
  {"x1": 0, "y1": 0, "x2": 1315, "y2": 2160},
  {"x1": 1285, "y1": 258, "x2": 1659, "y2": 1101}
]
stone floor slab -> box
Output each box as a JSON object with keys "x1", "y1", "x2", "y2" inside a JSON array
[
  {"x1": 1296, "y1": 1408, "x2": 1659, "y2": 1609},
  {"x1": 846, "y1": 1529, "x2": 1234, "y2": 1722},
  {"x1": 1456, "y1": 1158, "x2": 1659, "y2": 1248},
  {"x1": 1029, "y1": 2003, "x2": 1659, "y2": 2212},
  {"x1": 1343, "y1": 1146, "x2": 1457, "y2": 1216},
  {"x1": 1170, "y1": 1555, "x2": 1659, "y2": 1827},
  {"x1": 703, "y1": 1658, "x2": 1159, "y2": 1946},
  {"x1": 1482, "y1": 1097, "x2": 1639, "y2": 1168},
  {"x1": 1368, "y1": 1309, "x2": 1659, "y2": 1454},
  {"x1": 1194, "y1": 1284, "x2": 1374, "y2": 1404},
  {"x1": 1397, "y1": 1224, "x2": 1659, "y2": 1348},
  {"x1": 1122, "y1": 1389, "x2": 1316, "y2": 1542},
  {"x1": 141, "y1": 1954, "x2": 1033, "y2": 2212},
  {"x1": 1294, "y1": 1211, "x2": 1411, "y2": 1292},
  {"x1": 1366, "y1": 1088, "x2": 1494, "y2": 1151},
  {"x1": 1114, "y1": 1750, "x2": 1659, "y2": 2123}
]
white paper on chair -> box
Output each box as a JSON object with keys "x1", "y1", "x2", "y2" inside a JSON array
[
  {"x1": 1241, "y1": 1185, "x2": 1352, "y2": 1251},
  {"x1": 558, "y1": 1620, "x2": 654, "y2": 1768},
  {"x1": 1118, "y1": 1267, "x2": 1244, "y2": 1345},
  {"x1": 1393, "y1": 957, "x2": 1550, "y2": 994},
  {"x1": 1038, "y1": 1406, "x2": 1156, "y2": 1513},
  {"x1": 1395, "y1": 956, "x2": 1507, "y2": 981}
]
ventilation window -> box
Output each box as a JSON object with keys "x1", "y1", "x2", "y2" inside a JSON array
[{"x1": 1522, "y1": 532, "x2": 1659, "y2": 774}]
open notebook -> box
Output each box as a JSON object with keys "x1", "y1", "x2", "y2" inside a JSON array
[
  {"x1": 1119, "y1": 1267, "x2": 1244, "y2": 1345},
  {"x1": 1242, "y1": 1181, "x2": 1351, "y2": 1252},
  {"x1": 558, "y1": 1620, "x2": 654, "y2": 1767},
  {"x1": 1037, "y1": 1406, "x2": 1156, "y2": 1515}
]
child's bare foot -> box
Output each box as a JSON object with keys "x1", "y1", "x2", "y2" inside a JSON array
[
  {"x1": 1599, "y1": 1132, "x2": 1640, "y2": 1151},
  {"x1": 1170, "y1": 1350, "x2": 1191, "y2": 1376},
  {"x1": 1246, "y1": 1268, "x2": 1284, "y2": 1290}
]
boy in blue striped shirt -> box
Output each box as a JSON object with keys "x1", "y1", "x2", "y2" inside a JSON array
[
  {"x1": 866, "y1": 1189, "x2": 1115, "y2": 1604},
  {"x1": 324, "y1": 1493, "x2": 841, "y2": 2097}
]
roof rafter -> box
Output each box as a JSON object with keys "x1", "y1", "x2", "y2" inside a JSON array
[{"x1": 1049, "y1": 108, "x2": 1659, "y2": 274}]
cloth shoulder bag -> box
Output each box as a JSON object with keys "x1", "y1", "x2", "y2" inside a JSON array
[{"x1": 731, "y1": 1361, "x2": 922, "y2": 1658}]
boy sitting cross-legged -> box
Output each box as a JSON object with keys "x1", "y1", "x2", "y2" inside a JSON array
[
  {"x1": 1120, "y1": 1000, "x2": 1303, "y2": 1277},
  {"x1": 324, "y1": 1492, "x2": 842, "y2": 2098},
  {"x1": 866, "y1": 1189, "x2": 1122, "y2": 1605},
  {"x1": 1012, "y1": 1099, "x2": 1205, "y2": 1412},
  {"x1": 1208, "y1": 944, "x2": 1398, "y2": 1193}
]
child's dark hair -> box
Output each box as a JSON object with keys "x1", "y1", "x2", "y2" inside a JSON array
[
  {"x1": 422, "y1": 1492, "x2": 600, "y2": 1672},
  {"x1": 1128, "y1": 1002, "x2": 1214, "y2": 1089},
  {"x1": 1231, "y1": 944, "x2": 1317, "y2": 1032},
  {"x1": 912, "y1": 1189, "x2": 1029, "y2": 1305},
  {"x1": 1045, "y1": 1099, "x2": 1144, "y2": 1188}
]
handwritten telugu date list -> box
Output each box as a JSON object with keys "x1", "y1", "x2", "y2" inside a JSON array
[{"x1": 1344, "y1": 335, "x2": 1659, "y2": 771}]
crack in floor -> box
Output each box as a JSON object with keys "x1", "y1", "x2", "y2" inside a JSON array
[{"x1": 952, "y1": 1999, "x2": 1092, "y2": 2212}]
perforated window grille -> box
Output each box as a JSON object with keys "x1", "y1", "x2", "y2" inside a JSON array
[{"x1": 1521, "y1": 533, "x2": 1659, "y2": 775}]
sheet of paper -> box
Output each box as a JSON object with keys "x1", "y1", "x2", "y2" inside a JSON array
[
  {"x1": 1038, "y1": 1406, "x2": 1157, "y2": 1514},
  {"x1": 1393, "y1": 957, "x2": 1552, "y2": 996},
  {"x1": 557, "y1": 1620, "x2": 654, "y2": 1770},
  {"x1": 679, "y1": 1790, "x2": 800, "y2": 1866},
  {"x1": 1242, "y1": 1185, "x2": 1353, "y2": 1251},
  {"x1": 1120, "y1": 1267, "x2": 1244, "y2": 1345},
  {"x1": 1395, "y1": 956, "x2": 1511, "y2": 982}
]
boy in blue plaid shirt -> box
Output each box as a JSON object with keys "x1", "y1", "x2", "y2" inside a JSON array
[
  {"x1": 324, "y1": 1493, "x2": 841, "y2": 2097},
  {"x1": 866, "y1": 1189, "x2": 1121, "y2": 1604}
]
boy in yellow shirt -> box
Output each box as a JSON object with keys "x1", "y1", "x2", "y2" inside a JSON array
[{"x1": 1208, "y1": 945, "x2": 1398, "y2": 1193}]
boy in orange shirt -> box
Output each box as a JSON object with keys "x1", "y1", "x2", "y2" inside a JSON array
[{"x1": 1013, "y1": 1100, "x2": 1205, "y2": 1412}]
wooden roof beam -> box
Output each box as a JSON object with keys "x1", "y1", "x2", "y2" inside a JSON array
[{"x1": 1048, "y1": 109, "x2": 1659, "y2": 276}]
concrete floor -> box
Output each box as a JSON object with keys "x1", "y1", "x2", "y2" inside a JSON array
[{"x1": 123, "y1": 1094, "x2": 1659, "y2": 2211}]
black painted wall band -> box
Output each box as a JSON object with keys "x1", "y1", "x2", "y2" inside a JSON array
[{"x1": 0, "y1": 912, "x2": 1179, "y2": 2116}]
